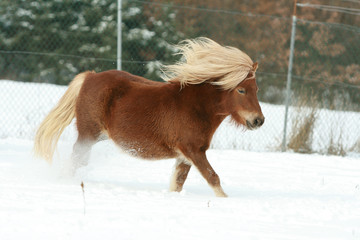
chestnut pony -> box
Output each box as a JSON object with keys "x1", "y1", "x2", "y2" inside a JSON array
[{"x1": 34, "y1": 37, "x2": 264, "y2": 197}]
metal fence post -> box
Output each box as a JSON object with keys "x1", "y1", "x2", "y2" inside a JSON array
[
  {"x1": 282, "y1": 4, "x2": 297, "y2": 152},
  {"x1": 117, "y1": 0, "x2": 122, "y2": 70}
]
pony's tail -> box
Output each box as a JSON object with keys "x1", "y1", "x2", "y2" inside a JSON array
[{"x1": 33, "y1": 71, "x2": 92, "y2": 164}]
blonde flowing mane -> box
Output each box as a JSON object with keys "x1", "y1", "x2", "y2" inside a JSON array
[{"x1": 161, "y1": 37, "x2": 257, "y2": 90}]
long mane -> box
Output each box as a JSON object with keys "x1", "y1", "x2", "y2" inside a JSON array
[{"x1": 161, "y1": 37, "x2": 257, "y2": 90}]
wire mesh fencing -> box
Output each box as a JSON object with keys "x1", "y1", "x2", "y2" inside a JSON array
[{"x1": 0, "y1": 0, "x2": 359, "y2": 154}]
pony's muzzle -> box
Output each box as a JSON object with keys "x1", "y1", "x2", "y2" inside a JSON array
[
  {"x1": 246, "y1": 116, "x2": 264, "y2": 130},
  {"x1": 254, "y1": 116, "x2": 264, "y2": 127}
]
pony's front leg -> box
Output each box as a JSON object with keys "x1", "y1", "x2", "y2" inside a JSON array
[
  {"x1": 181, "y1": 149, "x2": 227, "y2": 197},
  {"x1": 170, "y1": 158, "x2": 191, "y2": 192}
]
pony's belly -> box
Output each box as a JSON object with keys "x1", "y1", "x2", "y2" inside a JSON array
[{"x1": 117, "y1": 141, "x2": 177, "y2": 160}]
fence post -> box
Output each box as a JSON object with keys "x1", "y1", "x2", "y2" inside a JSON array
[
  {"x1": 282, "y1": 2, "x2": 297, "y2": 152},
  {"x1": 117, "y1": 0, "x2": 122, "y2": 70}
]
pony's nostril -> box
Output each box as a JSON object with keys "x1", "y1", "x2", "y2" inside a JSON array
[{"x1": 254, "y1": 117, "x2": 264, "y2": 127}]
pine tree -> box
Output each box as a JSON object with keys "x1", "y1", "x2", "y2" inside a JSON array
[
  {"x1": 122, "y1": 1, "x2": 182, "y2": 81},
  {"x1": 0, "y1": 0, "x2": 183, "y2": 84}
]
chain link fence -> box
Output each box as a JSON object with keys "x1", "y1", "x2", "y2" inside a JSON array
[{"x1": 1, "y1": 0, "x2": 359, "y2": 154}]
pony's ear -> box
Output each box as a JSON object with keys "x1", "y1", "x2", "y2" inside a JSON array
[{"x1": 252, "y1": 62, "x2": 258, "y2": 72}]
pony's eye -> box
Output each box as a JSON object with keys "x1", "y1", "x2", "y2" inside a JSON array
[{"x1": 237, "y1": 88, "x2": 246, "y2": 94}]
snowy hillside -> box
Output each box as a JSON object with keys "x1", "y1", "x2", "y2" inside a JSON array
[{"x1": 1, "y1": 80, "x2": 359, "y2": 152}]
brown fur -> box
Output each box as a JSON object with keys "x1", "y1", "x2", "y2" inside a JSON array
[{"x1": 34, "y1": 39, "x2": 264, "y2": 197}]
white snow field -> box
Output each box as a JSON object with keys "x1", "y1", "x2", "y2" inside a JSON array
[
  {"x1": 0, "y1": 80, "x2": 360, "y2": 240},
  {"x1": 0, "y1": 139, "x2": 360, "y2": 240}
]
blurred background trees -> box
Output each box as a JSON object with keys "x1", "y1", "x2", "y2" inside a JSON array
[{"x1": 0, "y1": 0, "x2": 359, "y2": 109}]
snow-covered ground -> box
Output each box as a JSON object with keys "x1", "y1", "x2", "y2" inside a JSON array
[
  {"x1": 1, "y1": 80, "x2": 360, "y2": 239},
  {"x1": 0, "y1": 138, "x2": 360, "y2": 240}
]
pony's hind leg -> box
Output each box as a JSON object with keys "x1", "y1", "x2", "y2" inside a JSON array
[
  {"x1": 169, "y1": 158, "x2": 192, "y2": 192},
  {"x1": 70, "y1": 118, "x2": 102, "y2": 173},
  {"x1": 71, "y1": 139, "x2": 96, "y2": 171}
]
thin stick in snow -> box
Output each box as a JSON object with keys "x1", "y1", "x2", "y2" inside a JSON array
[{"x1": 81, "y1": 181, "x2": 86, "y2": 215}]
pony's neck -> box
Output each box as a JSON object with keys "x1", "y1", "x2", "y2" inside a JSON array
[{"x1": 179, "y1": 82, "x2": 228, "y2": 125}]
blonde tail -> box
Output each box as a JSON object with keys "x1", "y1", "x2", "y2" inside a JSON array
[{"x1": 33, "y1": 71, "x2": 92, "y2": 163}]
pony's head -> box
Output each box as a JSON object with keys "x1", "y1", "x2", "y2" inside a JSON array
[
  {"x1": 226, "y1": 63, "x2": 264, "y2": 130},
  {"x1": 161, "y1": 37, "x2": 264, "y2": 130}
]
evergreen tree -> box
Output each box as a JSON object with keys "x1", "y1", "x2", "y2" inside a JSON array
[
  {"x1": 122, "y1": 1, "x2": 182, "y2": 81},
  {"x1": 0, "y1": 0, "x2": 182, "y2": 84}
]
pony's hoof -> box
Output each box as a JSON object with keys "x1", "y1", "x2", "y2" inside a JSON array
[{"x1": 214, "y1": 187, "x2": 228, "y2": 197}]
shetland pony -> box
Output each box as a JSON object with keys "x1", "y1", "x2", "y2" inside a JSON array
[{"x1": 34, "y1": 37, "x2": 264, "y2": 197}]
